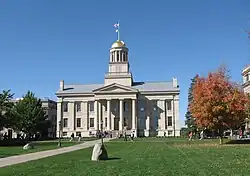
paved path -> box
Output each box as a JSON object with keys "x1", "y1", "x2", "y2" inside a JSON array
[{"x1": 0, "y1": 138, "x2": 112, "y2": 168}]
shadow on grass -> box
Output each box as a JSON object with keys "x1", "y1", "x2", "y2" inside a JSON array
[
  {"x1": 225, "y1": 139, "x2": 250, "y2": 145},
  {"x1": 106, "y1": 157, "x2": 121, "y2": 160}
]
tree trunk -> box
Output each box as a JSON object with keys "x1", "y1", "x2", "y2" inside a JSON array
[
  {"x1": 219, "y1": 135, "x2": 223, "y2": 145},
  {"x1": 219, "y1": 129, "x2": 223, "y2": 145}
]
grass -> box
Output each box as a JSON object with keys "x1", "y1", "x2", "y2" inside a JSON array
[
  {"x1": 0, "y1": 137, "x2": 98, "y2": 158},
  {"x1": 1, "y1": 138, "x2": 250, "y2": 176}
]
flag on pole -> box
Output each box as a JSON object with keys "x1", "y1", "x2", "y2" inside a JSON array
[
  {"x1": 113, "y1": 21, "x2": 120, "y2": 40},
  {"x1": 114, "y1": 22, "x2": 119, "y2": 32}
]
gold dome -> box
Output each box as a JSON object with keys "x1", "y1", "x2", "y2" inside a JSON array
[{"x1": 111, "y1": 40, "x2": 126, "y2": 48}]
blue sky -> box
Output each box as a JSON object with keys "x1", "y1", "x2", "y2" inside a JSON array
[{"x1": 0, "y1": 1, "x2": 249, "y2": 127}]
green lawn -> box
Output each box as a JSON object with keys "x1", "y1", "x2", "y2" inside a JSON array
[
  {"x1": 0, "y1": 137, "x2": 99, "y2": 158},
  {"x1": 1, "y1": 138, "x2": 250, "y2": 176},
  {"x1": 0, "y1": 141, "x2": 80, "y2": 158}
]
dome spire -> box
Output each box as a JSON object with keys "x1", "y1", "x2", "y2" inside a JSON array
[{"x1": 113, "y1": 21, "x2": 120, "y2": 41}]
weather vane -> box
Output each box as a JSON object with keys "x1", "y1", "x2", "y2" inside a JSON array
[{"x1": 113, "y1": 21, "x2": 120, "y2": 41}]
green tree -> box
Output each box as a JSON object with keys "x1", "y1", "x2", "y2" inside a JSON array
[
  {"x1": 12, "y1": 91, "x2": 48, "y2": 138},
  {"x1": 185, "y1": 75, "x2": 198, "y2": 133},
  {"x1": 0, "y1": 90, "x2": 14, "y2": 130}
]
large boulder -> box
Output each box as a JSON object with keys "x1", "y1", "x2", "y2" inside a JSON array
[
  {"x1": 91, "y1": 143, "x2": 108, "y2": 161},
  {"x1": 23, "y1": 143, "x2": 35, "y2": 150}
]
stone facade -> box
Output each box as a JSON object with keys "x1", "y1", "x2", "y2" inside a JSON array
[
  {"x1": 56, "y1": 40, "x2": 180, "y2": 138},
  {"x1": 0, "y1": 98, "x2": 57, "y2": 138},
  {"x1": 242, "y1": 65, "x2": 250, "y2": 94},
  {"x1": 41, "y1": 98, "x2": 57, "y2": 138},
  {"x1": 242, "y1": 65, "x2": 250, "y2": 129}
]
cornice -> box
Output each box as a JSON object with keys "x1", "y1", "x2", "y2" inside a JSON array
[{"x1": 242, "y1": 81, "x2": 250, "y2": 88}]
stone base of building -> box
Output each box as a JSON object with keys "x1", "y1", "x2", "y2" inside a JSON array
[
  {"x1": 57, "y1": 129, "x2": 181, "y2": 138},
  {"x1": 157, "y1": 130, "x2": 181, "y2": 137}
]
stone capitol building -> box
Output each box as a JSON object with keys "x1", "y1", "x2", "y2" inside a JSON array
[{"x1": 56, "y1": 39, "x2": 180, "y2": 138}]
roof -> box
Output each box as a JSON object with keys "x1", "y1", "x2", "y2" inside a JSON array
[
  {"x1": 56, "y1": 81, "x2": 179, "y2": 95},
  {"x1": 111, "y1": 40, "x2": 126, "y2": 48},
  {"x1": 132, "y1": 81, "x2": 178, "y2": 92}
]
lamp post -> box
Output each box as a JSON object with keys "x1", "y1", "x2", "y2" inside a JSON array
[
  {"x1": 101, "y1": 120, "x2": 104, "y2": 145},
  {"x1": 58, "y1": 120, "x2": 62, "y2": 147}
]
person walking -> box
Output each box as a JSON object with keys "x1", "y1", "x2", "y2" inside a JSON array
[
  {"x1": 131, "y1": 131, "x2": 134, "y2": 141},
  {"x1": 78, "y1": 133, "x2": 82, "y2": 142},
  {"x1": 188, "y1": 131, "x2": 193, "y2": 141},
  {"x1": 69, "y1": 133, "x2": 74, "y2": 142},
  {"x1": 124, "y1": 131, "x2": 127, "y2": 141},
  {"x1": 199, "y1": 130, "x2": 204, "y2": 140}
]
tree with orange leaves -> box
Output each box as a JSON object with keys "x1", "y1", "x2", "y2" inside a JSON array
[{"x1": 189, "y1": 67, "x2": 249, "y2": 144}]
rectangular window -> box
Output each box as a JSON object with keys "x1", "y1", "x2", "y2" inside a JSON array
[
  {"x1": 63, "y1": 102, "x2": 68, "y2": 112},
  {"x1": 62, "y1": 132, "x2": 67, "y2": 136},
  {"x1": 51, "y1": 115, "x2": 55, "y2": 121},
  {"x1": 76, "y1": 102, "x2": 81, "y2": 112},
  {"x1": 167, "y1": 116, "x2": 173, "y2": 126},
  {"x1": 89, "y1": 118, "x2": 94, "y2": 128},
  {"x1": 167, "y1": 101, "x2": 172, "y2": 110},
  {"x1": 123, "y1": 101, "x2": 128, "y2": 111},
  {"x1": 113, "y1": 101, "x2": 118, "y2": 111},
  {"x1": 63, "y1": 118, "x2": 68, "y2": 128},
  {"x1": 139, "y1": 100, "x2": 145, "y2": 112},
  {"x1": 76, "y1": 118, "x2": 81, "y2": 128},
  {"x1": 104, "y1": 102, "x2": 107, "y2": 111},
  {"x1": 152, "y1": 100, "x2": 158, "y2": 111},
  {"x1": 105, "y1": 117, "x2": 107, "y2": 127},
  {"x1": 89, "y1": 101, "x2": 94, "y2": 111}
]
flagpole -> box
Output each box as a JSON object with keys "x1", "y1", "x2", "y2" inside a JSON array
[
  {"x1": 118, "y1": 29, "x2": 120, "y2": 41},
  {"x1": 118, "y1": 20, "x2": 120, "y2": 41}
]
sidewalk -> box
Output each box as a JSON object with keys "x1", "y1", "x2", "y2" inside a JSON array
[{"x1": 0, "y1": 138, "x2": 112, "y2": 168}]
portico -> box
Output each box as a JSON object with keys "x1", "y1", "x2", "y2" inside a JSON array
[
  {"x1": 93, "y1": 98, "x2": 137, "y2": 132},
  {"x1": 93, "y1": 83, "x2": 138, "y2": 135}
]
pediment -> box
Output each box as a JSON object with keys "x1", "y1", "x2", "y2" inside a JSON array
[{"x1": 93, "y1": 83, "x2": 138, "y2": 93}]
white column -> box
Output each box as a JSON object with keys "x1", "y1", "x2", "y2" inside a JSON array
[
  {"x1": 107, "y1": 99, "x2": 111, "y2": 130},
  {"x1": 119, "y1": 99, "x2": 124, "y2": 131},
  {"x1": 146, "y1": 101, "x2": 150, "y2": 130},
  {"x1": 132, "y1": 99, "x2": 136, "y2": 130},
  {"x1": 98, "y1": 101, "x2": 102, "y2": 130},
  {"x1": 69, "y1": 102, "x2": 75, "y2": 131},
  {"x1": 82, "y1": 101, "x2": 88, "y2": 130},
  {"x1": 110, "y1": 52, "x2": 112, "y2": 62},
  {"x1": 94, "y1": 100, "x2": 99, "y2": 130},
  {"x1": 56, "y1": 101, "x2": 62, "y2": 137},
  {"x1": 173, "y1": 96, "x2": 180, "y2": 136},
  {"x1": 160, "y1": 100, "x2": 166, "y2": 130},
  {"x1": 114, "y1": 51, "x2": 117, "y2": 62}
]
